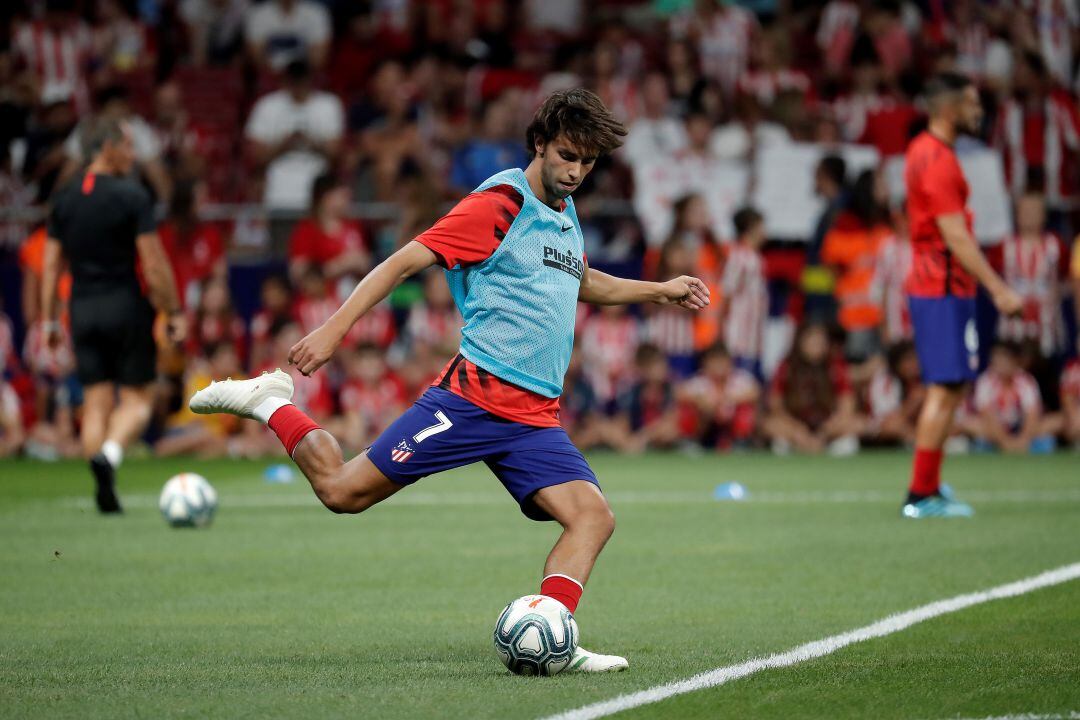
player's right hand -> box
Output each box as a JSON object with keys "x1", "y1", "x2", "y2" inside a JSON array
[
  {"x1": 991, "y1": 285, "x2": 1023, "y2": 316},
  {"x1": 288, "y1": 325, "x2": 340, "y2": 376}
]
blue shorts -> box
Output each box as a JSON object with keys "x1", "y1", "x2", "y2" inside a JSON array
[
  {"x1": 909, "y1": 295, "x2": 980, "y2": 385},
  {"x1": 368, "y1": 387, "x2": 599, "y2": 521}
]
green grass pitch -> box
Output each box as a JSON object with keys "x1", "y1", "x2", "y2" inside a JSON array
[{"x1": 1, "y1": 451, "x2": 1078, "y2": 719}]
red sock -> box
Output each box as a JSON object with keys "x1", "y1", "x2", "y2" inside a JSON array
[
  {"x1": 267, "y1": 405, "x2": 321, "y2": 456},
  {"x1": 908, "y1": 447, "x2": 943, "y2": 496},
  {"x1": 540, "y1": 574, "x2": 583, "y2": 614}
]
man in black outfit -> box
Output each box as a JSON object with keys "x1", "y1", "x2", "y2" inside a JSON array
[{"x1": 42, "y1": 117, "x2": 185, "y2": 513}]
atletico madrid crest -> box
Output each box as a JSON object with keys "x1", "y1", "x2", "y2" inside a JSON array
[{"x1": 391, "y1": 440, "x2": 415, "y2": 463}]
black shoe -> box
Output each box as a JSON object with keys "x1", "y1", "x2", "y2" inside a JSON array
[{"x1": 90, "y1": 453, "x2": 122, "y2": 514}]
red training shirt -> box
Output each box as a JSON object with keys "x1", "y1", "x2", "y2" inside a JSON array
[
  {"x1": 415, "y1": 184, "x2": 563, "y2": 428},
  {"x1": 904, "y1": 131, "x2": 977, "y2": 298}
]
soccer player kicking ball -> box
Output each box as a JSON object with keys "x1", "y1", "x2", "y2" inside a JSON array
[
  {"x1": 902, "y1": 73, "x2": 1022, "y2": 519},
  {"x1": 191, "y1": 89, "x2": 710, "y2": 671}
]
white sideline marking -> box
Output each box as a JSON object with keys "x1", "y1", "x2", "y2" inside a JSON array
[
  {"x1": 941, "y1": 714, "x2": 1080, "y2": 720},
  {"x1": 541, "y1": 563, "x2": 1080, "y2": 720},
  {"x1": 53, "y1": 488, "x2": 1080, "y2": 511}
]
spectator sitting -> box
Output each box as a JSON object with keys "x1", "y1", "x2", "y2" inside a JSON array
[
  {"x1": 561, "y1": 344, "x2": 616, "y2": 452},
  {"x1": 763, "y1": 322, "x2": 862, "y2": 455},
  {"x1": 822, "y1": 168, "x2": 892, "y2": 362},
  {"x1": 156, "y1": 342, "x2": 246, "y2": 458},
  {"x1": 859, "y1": 340, "x2": 924, "y2": 446},
  {"x1": 293, "y1": 265, "x2": 337, "y2": 335},
  {"x1": 710, "y1": 92, "x2": 790, "y2": 162},
  {"x1": 188, "y1": 277, "x2": 246, "y2": 364},
  {"x1": 61, "y1": 84, "x2": 172, "y2": 202},
  {"x1": 403, "y1": 270, "x2": 462, "y2": 375},
  {"x1": 12, "y1": 0, "x2": 93, "y2": 112},
  {"x1": 1060, "y1": 343, "x2": 1080, "y2": 449},
  {"x1": 288, "y1": 172, "x2": 370, "y2": 299},
  {"x1": 92, "y1": 0, "x2": 154, "y2": 76},
  {"x1": 449, "y1": 94, "x2": 528, "y2": 195},
  {"x1": 994, "y1": 188, "x2": 1068, "y2": 358},
  {"x1": 244, "y1": 0, "x2": 330, "y2": 71},
  {"x1": 339, "y1": 344, "x2": 406, "y2": 452},
  {"x1": 721, "y1": 206, "x2": 768, "y2": 380},
  {"x1": 964, "y1": 342, "x2": 1063, "y2": 453},
  {"x1": 181, "y1": 0, "x2": 249, "y2": 66},
  {"x1": 159, "y1": 178, "x2": 226, "y2": 310},
  {"x1": 22, "y1": 100, "x2": 78, "y2": 203},
  {"x1": 641, "y1": 239, "x2": 698, "y2": 376},
  {"x1": 621, "y1": 72, "x2": 687, "y2": 168},
  {"x1": 245, "y1": 58, "x2": 344, "y2": 211},
  {"x1": 150, "y1": 81, "x2": 207, "y2": 180},
  {"x1": 871, "y1": 208, "x2": 913, "y2": 345},
  {"x1": 0, "y1": 376, "x2": 23, "y2": 458},
  {"x1": 579, "y1": 303, "x2": 639, "y2": 406},
  {"x1": 804, "y1": 154, "x2": 848, "y2": 324},
  {"x1": 610, "y1": 343, "x2": 681, "y2": 453},
  {"x1": 262, "y1": 323, "x2": 337, "y2": 433},
  {"x1": 249, "y1": 274, "x2": 294, "y2": 370},
  {"x1": 679, "y1": 343, "x2": 759, "y2": 450}
]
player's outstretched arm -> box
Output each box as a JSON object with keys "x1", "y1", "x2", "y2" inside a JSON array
[
  {"x1": 289, "y1": 240, "x2": 438, "y2": 375},
  {"x1": 936, "y1": 214, "x2": 1021, "y2": 315},
  {"x1": 578, "y1": 265, "x2": 710, "y2": 310}
]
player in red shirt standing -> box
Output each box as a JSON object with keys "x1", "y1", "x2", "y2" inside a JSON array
[{"x1": 902, "y1": 73, "x2": 1022, "y2": 518}]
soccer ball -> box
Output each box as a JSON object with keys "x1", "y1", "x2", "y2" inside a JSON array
[
  {"x1": 159, "y1": 473, "x2": 218, "y2": 528},
  {"x1": 493, "y1": 595, "x2": 578, "y2": 676}
]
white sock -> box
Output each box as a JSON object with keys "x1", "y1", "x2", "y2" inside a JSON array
[
  {"x1": 252, "y1": 396, "x2": 292, "y2": 424},
  {"x1": 101, "y1": 440, "x2": 123, "y2": 469}
]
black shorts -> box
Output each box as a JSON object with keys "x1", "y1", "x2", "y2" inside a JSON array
[{"x1": 70, "y1": 290, "x2": 157, "y2": 386}]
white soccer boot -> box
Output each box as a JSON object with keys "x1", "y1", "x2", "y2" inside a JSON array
[
  {"x1": 566, "y1": 646, "x2": 629, "y2": 673},
  {"x1": 189, "y1": 368, "x2": 294, "y2": 420}
]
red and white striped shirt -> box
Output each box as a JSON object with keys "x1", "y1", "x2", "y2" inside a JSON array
[
  {"x1": 13, "y1": 20, "x2": 93, "y2": 110},
  {"x1": 996, "y1": 233, "x2": 1067, "y2": 355},
  {"x1": 973, "y1": 369, "x2": 1042, "y2": 429},
  {"x1": 339, "y1": 374, "x2": 406, "y2": 434},
  {"x1": 993, "y1": 92, "x2": 1080, "y2": 208},
  {"x1": 344, "y1": 303, "x2": 397, "y2": 349},
  {"x1": 579, "y1": 311, "x2": 639, "y2": 403},
  {"x1": 693, "y1": 6, "x2": 758, "y2": 97},
  {"x1": 404, "y1": 304, "x2": 461, "y2": 353},
  {"x1": 872, "y1": 233, "x2": 913, "y2": 344},
  {"x1": 722, "y1": 243, "x2": 768, "y2": 360},
  {"x1": 641, "y1": 306, "x2": 695, "y2": 359}
]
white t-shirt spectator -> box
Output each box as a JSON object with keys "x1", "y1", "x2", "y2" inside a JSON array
[
  {"x1": 244, "y1": 88, "x2": 344, "y2": 209},
  {"x1": 621, "y1": 117, "x2": 687, "y2": 168},
  {"x1": 710, "y1": 120, "x2": 791, "y2": 161},
  {"x1": 244, "y1": 0, "x2": 330, "y2": 69},
  {"x1": 64, "y1": 115, "x2": 162, "y2": 163}
]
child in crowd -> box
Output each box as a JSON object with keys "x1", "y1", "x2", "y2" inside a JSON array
[
  {"x1": 641, "y1": 239, "x2": 698, "y2": 376},
  {"x1": 0, "y1": 377, "x2": 23, "y2": 458},
  {"x1": 288, "y1": 172, "x2": 371, "y2": 301},
  {"x1": 560, "y1": 345, "x2": 615, "y2": 451},
  {"x1": 403, "y1": 269, "x2": 462, "y2": 375},
  {"x1": 762, "y1": 323, "x2": 861, "y2": 454},
  {"x1": 872, "y1": 209, "x2": 913, "y2": 344},
  {"x1": 293, "y1": 266, "x2": 339, "y2": 335},
  {"x1": 189, "y1": 277, "x2": 247, "y2": 363},
  {"x1": 860, "y1": 341, "x2": 924, "y2": 446},
  {"x1": 158, "y1": 178, "x2": 225, "y2": 310},
  {"x1": 679, "y1": 343, "x2": 759, "y2": 449},
  {"x1": 610, "y1": 344, "x2": 681, "y2": 453},
  {"x1": 156, "y1": 343, "x2": 259, "y2": 458},
  {"x1": 580, "y1": 304, "x2": 639, "y2": 406},
  {"x1": 1061, "y1": 345, "x2": 1080, "y2": 448},
  {"x1": 964, "y1": 342, "x2": 1061, "y2": 453},
  {"x1": 721, "y1": 206, "x2": 768, "y2": 380},
  {"x1": 339, "y1": 344, "x2": 406, "y2": 452},
  {"x1": 995, "y1": 189, "x2": 1068, "y2": 358},
  {"x1": 249, "y1": 275, "x2": 295, "y2": 370}
]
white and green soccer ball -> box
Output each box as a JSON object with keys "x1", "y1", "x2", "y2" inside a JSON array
[
  {"x1": 493, "y1": 595, "x2": 578, "y2": 676},
  {"x1": 159, "y1": 473, "x2": 218, "y2": 528}
]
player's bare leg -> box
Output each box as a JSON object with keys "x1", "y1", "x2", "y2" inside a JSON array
[
  {"x1": 531, "y1": 481, "x2": 627, "y2": 672},
  {"x1": 289, "y1": 432, "x2": 402, "y2": 513},
  {"x1": 81, "y1": 382, "x2": 123, "y2": 513},
  {"x1": 903, "y1": 383, "x2": 973, "y2": 518},
  {"x1": 189, "y1": 369, "x2": 401, "y2": 514},
  {"x1": 80, "y1": 382, "x2": 114, "y2": 458}
]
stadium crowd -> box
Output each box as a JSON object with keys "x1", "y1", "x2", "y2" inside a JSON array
[{"x1": 1, "y1": 0, "x2": 1080, "y2": 460}]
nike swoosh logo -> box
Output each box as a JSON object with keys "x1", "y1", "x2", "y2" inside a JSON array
[{"x1": 561, "y1": 225, "x2": 572, "y2": 233}]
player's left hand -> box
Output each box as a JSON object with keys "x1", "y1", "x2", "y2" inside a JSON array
[{"x1": 658, "y1": 276, "x2": 710, "y2": 310}]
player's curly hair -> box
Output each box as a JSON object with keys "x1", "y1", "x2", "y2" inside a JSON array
[{"x1": 525, "y1": 89, "x2": 627, "y2": 159}]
